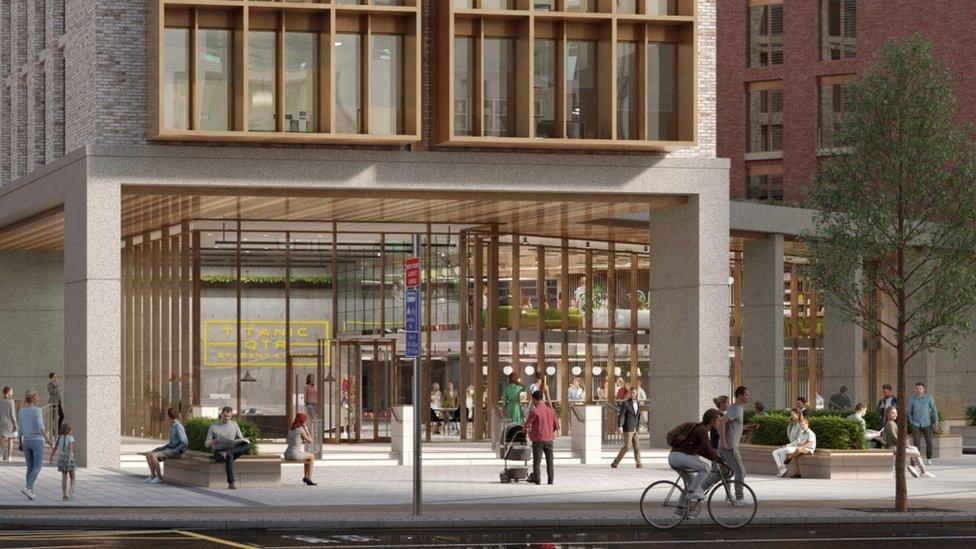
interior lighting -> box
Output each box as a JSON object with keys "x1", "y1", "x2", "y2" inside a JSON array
[
  {"x1": 545, "y1": 366, "x2": 556, "y2": 376},
  {"x1": 571, "y1": 366, "x2": 582, "y2": 376},
  {"x1": 524, "y1": 366, "x2": 535, "y2": 376},
  {"x1": 614, "y1": 367, "x2": 622, "y2": 376},
  {"x1": 503, "y1": 366, "x2": 513, "y2": 376},
  {"x1": 591, "y1": 366, "x2": 602, "y2": 376}
]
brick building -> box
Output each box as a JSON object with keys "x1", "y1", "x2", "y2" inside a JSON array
[{"x1": 718, "y1": 0, "x2": 976, "y2": 204}]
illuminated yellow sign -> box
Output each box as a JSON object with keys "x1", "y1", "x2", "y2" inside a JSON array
[{"x1": 204, "y1": 320, "x2": 330, "y2": 368}]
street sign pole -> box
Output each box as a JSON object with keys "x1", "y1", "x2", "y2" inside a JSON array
[{"x1": 408, "y1": 235, "x2": 423, "y2": 516}]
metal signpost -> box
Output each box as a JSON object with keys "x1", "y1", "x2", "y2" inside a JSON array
[{"x1": 405, "y1": 238, "x2": 422, "y2": 516}]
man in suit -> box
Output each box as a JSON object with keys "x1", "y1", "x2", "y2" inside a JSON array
[{"x1": 611, "y1": 387, "x2": 643, "y2": 469}]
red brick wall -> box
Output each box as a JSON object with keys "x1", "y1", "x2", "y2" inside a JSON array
[{"x1": 718, "y1": 0, "x2": 976, "y2": 205}]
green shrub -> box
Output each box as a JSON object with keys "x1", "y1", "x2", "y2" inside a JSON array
[
  {"x1": 184, "y1": 417, "x2": 260, "y2": 455},
  {"x1": 967, "y1": 406, "x2": 976, "y2": 426},
  {"x1": 749, "y1": 414, "x2": 865, "y2": 450}
]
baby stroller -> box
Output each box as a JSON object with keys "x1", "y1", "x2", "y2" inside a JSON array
[{"x1": 499, "y1": 423, "x2": 532, "y2": 483}]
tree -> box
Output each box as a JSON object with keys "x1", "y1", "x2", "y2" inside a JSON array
[{"x1": 803, "y1": 34, "x2": 976, "y2": 512}]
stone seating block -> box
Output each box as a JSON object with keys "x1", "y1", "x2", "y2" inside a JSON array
[
  {"x1": 738, "y1": 443, "x2": 894, "y2": 480},
  {"x1": 163, "y1": 451, "x2": 282, "y2": 488}
]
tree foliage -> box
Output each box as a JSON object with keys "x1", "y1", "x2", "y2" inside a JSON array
[{"x1": 803, "y1": 34, "x2": 976, "y2": 511}]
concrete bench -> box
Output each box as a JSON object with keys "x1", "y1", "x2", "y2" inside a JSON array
[
  {"x1": 738, "y1": 443, "x2": 894, "y2": 479},
  {"x1": 163, "y1": 451, "x2": 282, "y2": 488}
]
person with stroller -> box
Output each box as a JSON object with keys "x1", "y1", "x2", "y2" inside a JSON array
[{"x1": 524, "y1": 390, "x2": 557, "y2": 485}]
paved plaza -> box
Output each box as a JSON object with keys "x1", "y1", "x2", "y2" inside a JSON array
[{"x1": 1, "y1": 440, "x2": 975, "y2": 529}]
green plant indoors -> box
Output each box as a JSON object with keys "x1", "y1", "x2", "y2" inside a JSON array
[{"x1": 184, "y1": 416, "x2": 260, "y2": 455}]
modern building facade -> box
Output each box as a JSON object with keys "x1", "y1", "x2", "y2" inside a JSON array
[
  {"x1": 718, "y1": 0, "x2": 976, "y2": 422},
  {"x1": 1, "y1": 0, "x2": 733, "y2": 467}
]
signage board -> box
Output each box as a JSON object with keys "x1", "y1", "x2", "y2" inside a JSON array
[
  {"x1": 405, "y1": 257, "x2": 421, "y2": 288},
  {"x1": 405, "y1": 288, "x2": 420, "y2": 332},
  {"x1": 405, "y1": 331, "x2": 421, "y2": 358}
]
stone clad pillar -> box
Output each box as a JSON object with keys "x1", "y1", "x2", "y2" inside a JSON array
[
  {"x1": 741, "y1": 235, "x2": 785, "y2": 410},
  {"x1": 822, "y1": 275, "x2": 864, "y2": 407},
  {"x1": 63, "y1": 179, "x2": 121, "y2": 468},
  {"x1": 648, "y1": 194, "x2": 730, "y2": 447}
]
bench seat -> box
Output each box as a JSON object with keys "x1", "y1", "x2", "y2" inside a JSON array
[
  {"x1": 163, "y1": 451, "x2": 282, "y2": 488},
  {"x1": 738, "y1": 443, "x2": 894, "y2": 479}
]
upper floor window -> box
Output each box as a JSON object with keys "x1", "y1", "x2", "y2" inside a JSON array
[
  {"x1": 818, "y1": 74, "x2": 853, "y2": 149},
  {"x1": 748, "y1": 1, "x2": 783, "y2": 67},
  {"x1": 440, "y1": 1, "x2": 694, "y2": 149},
  {"x1": 151, "y1": 1, "x2": 420, "y2": 144},
  {"x1": 746, "y1": 164, "x2": 784, "y2": 203},
  {"x1": 747, "y1": 82, "x2": 782, "y2": 153},
  {"x1": 820, "y1": 0, "x2": 856, "y2": 61}
]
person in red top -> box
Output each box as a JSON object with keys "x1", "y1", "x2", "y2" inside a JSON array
[
  {"x1": 523, "y1": 390, "x2": 558, "y2": 485},
  {"x1": 668, "y1": 409, "x2": 727, "y2": 504}
]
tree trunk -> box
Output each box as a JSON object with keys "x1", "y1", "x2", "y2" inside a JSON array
[{"x1": 895, "y1": 206, "x2": 908, "y2": 512}]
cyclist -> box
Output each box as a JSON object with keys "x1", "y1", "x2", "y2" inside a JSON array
[{"x1": 668, "y1": 409, "x2": 727, "y2": 506}]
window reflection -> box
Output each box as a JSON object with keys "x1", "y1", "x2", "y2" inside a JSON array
[
  {"x1": 454, "y1": 37, "x2": 474, "y2": 136},
  {"x1": 370, "y1": 34, "x2": 403, "y2": 135},
  {"x1": 566, "y1": 40, "x2": 596, "y2": 139},
  {"x1": 197, "y1": 29, "x2": 232, "y2": 131},
  {"x1": 647, "y1": 43, "x2": 676, "y2": 141},
  {"x1": 534, "y1": 39, "x2": 555, "y2": 138},
  {"x1": 284, "y1": 33, "x2": 317, "y2": 133},
  {"x1": 248, "y1": 31, "x2": 276, "y2": 132},
  {"x1": 335, "y1": 34, "x2": 362, "y2": 134},
  {"x1": 483, "y1": 37, "x2": 516, "y2": 137},
  {"x1": 163, "y1": 28, "x2": 189, "y2": 130},
  {"x1": 616, "y1": 42, "x2": 637, "y2": 140}
]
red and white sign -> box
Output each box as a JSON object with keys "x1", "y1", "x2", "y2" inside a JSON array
[{"x1": 405, "y1": 257, "x2": 421, "y2": 288}]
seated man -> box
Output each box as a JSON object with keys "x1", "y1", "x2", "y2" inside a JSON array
[
  {"x1": 205, "y1": 406, "x2": 251, "y2": 489},
  {"x1": 772, "y1": 417, "x2": 816, "y2": 478},
  {"x1": 847, "y1": 402, "x2": 881, "y2": 447},
  {"x1": 144, "y1": 407, "x2": 187, "y2": 483}
]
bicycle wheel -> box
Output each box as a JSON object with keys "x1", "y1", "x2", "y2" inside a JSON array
[
  {"x1": 706, "y1": 480, "x2": 757, "y2": 529},
  {"x1": 640, "y1": 480, "x2": 688, "y2": 530}
]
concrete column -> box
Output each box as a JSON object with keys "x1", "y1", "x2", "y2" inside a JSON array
[
  {"x1": 0, "y1": 252, "x2": 64, "y2": 393},
  {"x1": 822, "y1": 281, "x2": 864, "y2": 407},
  {"x1": 63, "y1": 179, "x2": 121, "y2": 468},
  {"x1": 391, "y1": 405, "x2": 414, "y2": 465},
  {"x1": 648, "y1": 194, "x2": 730, "y2": 447},
  {"x1": 570, "y1": 405, "x2": 602, "y2": 464},
  {"x1": 741, "y1": 235, "x2": 785, "y2": 410}
]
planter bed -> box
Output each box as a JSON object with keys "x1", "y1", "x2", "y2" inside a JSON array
[
  {"x1": 948, "y1": 425, "x2": 976, "y2": 451},
  {"x1": 163, "y1": 451, "x2": 282, "y2": 488},
  {"x1": 918, "y1": 433, "x2": 963, "y2": 458},
  {"x1": 738, "y1": 443, "x2": 894, "y2": 480}
]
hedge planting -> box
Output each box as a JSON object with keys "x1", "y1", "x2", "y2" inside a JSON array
[
  {"x1": 745, "y1": 408, "x2": 882, "y2": 431},
  {"x1": 184, "y1": 417, "x2": 260, "y2": 455},
  {"x1": 749, "y1": 414, "x2": 866, "y2": 450}
]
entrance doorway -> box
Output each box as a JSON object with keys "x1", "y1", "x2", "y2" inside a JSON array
[{"x1": 330, "y1": 338, "x2": 397, "y2": 443}]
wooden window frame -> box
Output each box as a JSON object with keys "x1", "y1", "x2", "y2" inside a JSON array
[
  {"x1": 746, "y1": 0, "x2": 782, "y2": 68},
  {"x1": 746, "y1": 81, "x2": 782, "y2": 154},
  {"x1": 438, "y1": 0, "x2": 697, "y2": 151},
  {"x1": 817, "y1": 74, "x2": 853, "y2": 149},
  {"x1": 819, "y1": 0, "x2": 856, "y2": 62},
  {"x1": 148, "y1": 0, "x2": 421, "y2": 145}
]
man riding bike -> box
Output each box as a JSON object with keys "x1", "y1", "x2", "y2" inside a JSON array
[{"x1": 667, "y1": 409, "x2": 727, "y2": 505}]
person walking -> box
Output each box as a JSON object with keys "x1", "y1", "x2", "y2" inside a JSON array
[
  {"x1": 502, "y1": 372, "x2": 525, "y2": 424},
  {"x1": 144, "y1": 407, "x2": 187, "y2": 483},
  {"x1": 47, "y1": 373, "x2": 64, "y2": 433},
  {"x1": 611, "y1": 387, "x2": 643, "y2": 469},
  {"x1": 204, "y1": 407, "x2": 251, "y2": 489},
  {"x1": 50, "y1": 424, "x2": 77, "y2": 501},
  {"x1": 827, "y1": 386, "x2": 852, "y2": 411},
  {"x1": 876, "y1": 384, "x2": 898, "y2": 419},
  {"x1": 0, "y1": 386, "x2": 17, "y2": 461},
  {"x1": 18, "y1": 390, "x2": 51, "y2": 500},
  {"x1": 524, "y1": 390, "x2": 557, "y2": 485},
  {"x1": 907, "y1": 382, "x2": 939, "y2": 465},
  {"x1": 285, "y1": 412, "x2": 317, "y2": 486},
  {"x1": 304, "y1": 374, "x2": 318, "y2": 420},
  {"x1": 706, "y1": 386, "x2": 749, "y2": 502},
  {"x1": 882, "y1": 405, "x2": 934, "y2": 478}
]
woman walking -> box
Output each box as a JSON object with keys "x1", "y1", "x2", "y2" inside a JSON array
[
  {"x1": 18, "y1": 390, "x2": 51, "y2": 500},
  {"x1": 0, "y1": 386, "x2": 17, "y2": 461},
  {"x1": 285, "y1": 413, "x2": 317, "y2": 486},
  {"x1": 50, "y1": 424, "x2": 77, "y2": 501},
  {"x1": 304, "y1": 374, "x2": 318, "y2": 420}
]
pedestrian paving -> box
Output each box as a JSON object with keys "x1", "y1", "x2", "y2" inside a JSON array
[{"x1": 1, "y1": 453, "x2": 975, "y2": 510}]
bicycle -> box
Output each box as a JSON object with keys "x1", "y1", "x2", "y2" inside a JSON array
[{"x1": 640, "y1": 463, "x2": 758, "y2": 530}]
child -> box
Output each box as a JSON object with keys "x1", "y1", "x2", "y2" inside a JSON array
[{"x1": 50, "y1": 424, "x2": 76, "y2": 501}]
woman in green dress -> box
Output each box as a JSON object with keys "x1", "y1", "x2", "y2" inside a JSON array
[{"x1": 502, "y1": 371, "x2": 525, "y2": 423}]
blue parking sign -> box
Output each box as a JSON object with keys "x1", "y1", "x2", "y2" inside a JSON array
[{"x1": 405, "y1": 288, "x2": 420, "y2": 332}]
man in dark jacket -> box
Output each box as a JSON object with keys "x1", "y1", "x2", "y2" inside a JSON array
[
  {"x1": 876, "y1": 384, "x2": 898, "y2": 419},
  {"x1": 611, "y1": 387, "x2": 643, "y2": 469}
]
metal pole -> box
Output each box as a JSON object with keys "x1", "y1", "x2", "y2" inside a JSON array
[{"x1": 412, "y1": 234, "x2": 422, "y2": 516}]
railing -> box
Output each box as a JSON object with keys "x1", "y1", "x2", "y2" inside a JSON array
[{"x1": 601, "y1": 402, "x2": 623, "y2": 447}]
